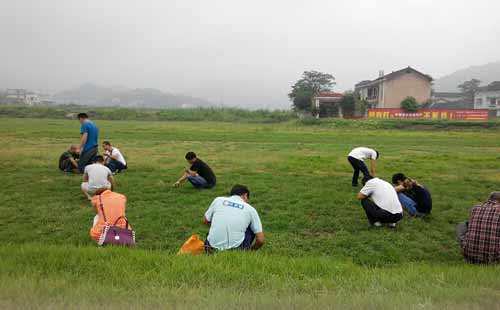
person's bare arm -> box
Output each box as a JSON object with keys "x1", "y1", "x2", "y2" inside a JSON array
[
  {"x1": 357, "y1": 193, "x2": 368, "y2": 200},
  {"x1": 394, "y1": 185, "x2": 406, "y2": 193},
  {"x1": 79, "y1": 133, "x2": 88, "y2": 153},
  {"x1": 108, "y1": 175, "x2": 115, "y2": 191},
  {"x1": 251, "y1": 232, "x2": 265, "y2": 250},
  {"x1": 70, "y1": 158, "x2": 78, "y2": 168},
  {"x1": 83, "y1": 172, "x2": 89, "y2": 182},
  {"x1": 370, "y1": 159, "x2": 376, "y2": 176},
  {"x1": 174, "y1": 169, "x2": 197, "y2": 187}
]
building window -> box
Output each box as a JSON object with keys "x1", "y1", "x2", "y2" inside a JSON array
[
  {"x1": 475, "y1": 98, "x2": 483, "y2": 105},
  {"x1": 488, "y1": 97, "x2": 497, "y2": 107}
]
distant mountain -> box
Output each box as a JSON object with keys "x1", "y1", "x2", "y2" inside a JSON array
[
  {"x1": 434, "y1": 62, "x2": 500, "y2": 92},
  {"x1": 52, "y1": 83, "x2": 214, "y2": 108}
]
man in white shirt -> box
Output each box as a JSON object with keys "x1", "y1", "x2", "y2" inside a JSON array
[
  {"x1": 356, "y1": 176, "x2": 403, "y2": 228},
  {"x1": 102, "y1": 141, "x2": 127, "y2": 173},
  {"x1": 81, "y1": 155, "x2": 115, "y2": 200},
  {"x1": 204, "y1": 185, "x2": 265, "y2": 252},
  {"x1": 348, "y1": 147, "x2": 379, "y2": 187}
]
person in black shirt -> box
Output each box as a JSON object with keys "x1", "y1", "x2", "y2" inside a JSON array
[
  {"x1": 173, "y1": 152, "x2": 216, "y2": 189},
  {"x1": 392, "y1": 173, "x2": 432, "y2": 217},
  {"x1": 59, "y1": 145, "x2": 80, "y2": 173}
]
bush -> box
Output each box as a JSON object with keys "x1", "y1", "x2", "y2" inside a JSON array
[{"x1": 400, "y1": 96, "x2": 419, "y2": 112}]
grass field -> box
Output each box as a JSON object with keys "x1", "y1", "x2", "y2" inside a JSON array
[{"x1": 1, "y1": 117, "x2": 500, "y2": 309}]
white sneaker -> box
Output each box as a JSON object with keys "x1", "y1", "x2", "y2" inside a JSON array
[
  {"x1": 387, "y1": 223, "x2": 397, "y2": 228},
  {"x1": 373, "y1": 222, "x2": 382, "y2": 227}
]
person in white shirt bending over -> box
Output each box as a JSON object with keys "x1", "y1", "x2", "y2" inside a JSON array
[
  {"x1": 348, "y1": 147, "x2": 379, "y2": 187},
  {"x1": 203, "y1": 184, "x2": 265, "y2": 253},
  {"x1": 81, "y1": 155, "x2": 115, "y2": 200},
  {"x1": 102, "y1": 141, "x2": 127, "y2": 173},
  {"x1": 356, "y1": 176, "x2": 403, "y2": 228}
]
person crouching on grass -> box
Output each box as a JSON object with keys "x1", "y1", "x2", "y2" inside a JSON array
[
  {"x1": 356, "y1": 176, "x2": 403, "y2": 228},
  {"x1": 102, "y1": 141, "x2": 127, "y2": 173},
  {"x1": 81, "y1": 155, "x2": 116, "y2": 200},
  {"x1": 392, "y1": 173, "x2": 432, "y2": 217},
  {"x1": 347, "y1": 147, "x2": 379, "y2": 187},
  {"x1": 173, "y1": 152, "x2": 216, "y2": 189},
  {"x1": 203, "y1": 185, "x2": 265, "y2": 253},
  {"x1": 58, "y1": 144, "x2": 80, "y2": 173}
]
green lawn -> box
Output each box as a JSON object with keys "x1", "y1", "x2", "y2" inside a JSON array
[{"x1": 1, "y1": 117, "x2": 500, "y2": 309}]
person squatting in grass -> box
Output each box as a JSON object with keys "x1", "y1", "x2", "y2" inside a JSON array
[
  {"x1": 77, "y1": 113, "x2": 99, "y2": 173},
  {"x1": 203, "y1": 184, "x2": 265, "y2": 253},
  {"x1": 173, "y1": 151, "x2": 216, "y2": 189},
  {"x1": 81, "y1": 155, "x2": 116, "y2": 200},
  {"x1": 392, "y1": 173, "x2": 432, "y2": 217},
  {"x1": 89, "y1": 188, "x2": 129, "y2": 242},
  {"x1": 356, "y1": 176, "x2": 403, "y2": 228},
  {"x1": 102, "y1": 141, "x2": 127, "y2": 173},
  {"x1": 58, "y1": 144, "x2": 80, "y2": 173},
  {"x1": 456, "y1": 192, "x2": 500, "y2": 264},
  {"x1": 347, "y1": 147, "x2": 379, "y2": 187}
]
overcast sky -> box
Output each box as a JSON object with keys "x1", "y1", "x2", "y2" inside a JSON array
[{"x1": 1, "y1": 0, "x2": 499, "y2": 108}]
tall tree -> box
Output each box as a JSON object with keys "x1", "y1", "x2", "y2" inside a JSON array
[
  {"x1": 458, "y1": 79, "x2": 481, "y2": 104},
  {"x1": 288, "y1": 71, "x2": 335, "y2": 112}
]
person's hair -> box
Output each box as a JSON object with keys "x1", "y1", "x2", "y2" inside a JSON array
[
  {"x1": 185, "y1": 152, "x2": 197, "y2": 160},
  {"x1": 392, "y1": 173, "x2": 407, "y2": 185},
  {"x1": 77, "y1": 113, "x2": 88, "y2": 119},
  {"x1": 230, "y1": 184, "x2": 250, "y2": 198},
  {"x1": 361, "y1": 176, "x2": 373, "y2": 185},
  {"x1": 102, "y1": 141, "x2": 111, "y2": 146},
  {"x1": 375, "y1": 150, "x2": 380, "y2": 160},
  {"x1": 95, "y1": 155, "x2": 104, "y2": 163},
  {"x1": 489, "y1": 192, "x2": 500, "y2": 202}
]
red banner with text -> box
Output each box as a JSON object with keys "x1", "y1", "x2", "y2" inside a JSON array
[{"x1": 367, "y1": 109, "x2": 489, "y2": 121}]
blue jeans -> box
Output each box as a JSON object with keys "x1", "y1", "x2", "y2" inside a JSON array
[
  {"x1": 78, "y1": 146, "x2": 98, "y2": 173},
  {"x1": 106, "y1": 159, "x2": 127, "y2": 173},
  {"x1": 398, "y1": 193, "x2": 419, "y2": 216},
  {"x1": 187, "y1": 175, "x2": 209, "y2": 188},
  {"x1": 204, "y1": 227, "x2": 256, "y2": 253}
]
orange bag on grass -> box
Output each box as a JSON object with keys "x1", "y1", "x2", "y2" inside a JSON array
[{"x1": 177, "y1": 234, "x2": 205, "y2": 255}]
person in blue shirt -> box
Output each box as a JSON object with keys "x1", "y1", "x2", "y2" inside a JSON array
[
  {"x1": 77, "y1": 113, "x2": 99, "y2": 173},
  {"x1": 203, "y1": 185, "x2": 265, "y2": 252}
]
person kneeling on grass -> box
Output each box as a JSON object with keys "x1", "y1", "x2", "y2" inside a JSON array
[
  {"x1": 89, "y1": 189, "x2": 128, "y2": 242},
  {"x1": 204, "y1": 185, "x2": 265, "y2": 252},
  {"x1": 347, "y1": 147, "x2": 379, "y2": 187},
  {"x1": 173, "y1": 152, "x2": 216, "y2": 189},
  {"x1": 356, "y1": 176, "x2": 403, "y2": 228},
  {"x1": 58, "y1": 145, "x2": 80, "y2": 173},
  {"x1": 102, "y1": 141, "x2": 127, "y2": 173},
  {"x1": 392, "y1": 173, "x2": 432, "y2": 217},
  {"x1": 81, "y1": 155, "x2": 116, "y2": 200},
  {"x1": 456, "y1": 192, "x2": 500, "y2": 264}
]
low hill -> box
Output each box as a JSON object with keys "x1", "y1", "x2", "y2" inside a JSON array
[
  {"x1": 434, "y1": 61, "x2": 500, "y2": 91},
  {"x1": 52, "y1": 83, "x2": 214, "y2": 108}
]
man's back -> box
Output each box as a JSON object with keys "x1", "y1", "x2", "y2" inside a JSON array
[
  {"x1": 361, "y1": 178, "x2": 402, "y2": 214},
  {"x1": 463, "y1": 200, "x2": 500, "y2": 263},
  {"x1": 191, "y1": 159, "x2": 216, "y2": 186},
  {"x1": 205, "y1": 195, "x2": 262, "y2": 250},
  {"x1": 81, "y1": 120, "x2": 99, "y2": 151},
  {"x1": 85, "y1": 163, "x2": 111, "y2": 189},
  {"x1": 348, "y1": 147, "x2": 377, "y2": 161}
]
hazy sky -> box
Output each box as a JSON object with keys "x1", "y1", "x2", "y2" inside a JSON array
[{"x1": 1, "y1": 0, "x2": 499, "y2": 108}]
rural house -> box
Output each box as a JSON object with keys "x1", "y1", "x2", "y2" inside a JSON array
[
  {"x1": 474, "y1": 81, "x2": 500, "y2": 117},
  {"x1": 354, "y1": 66, "x2": 433, "y2": 108},
  {"x1": 313, "y1": 91, "x2": 344, "y2": 117}
]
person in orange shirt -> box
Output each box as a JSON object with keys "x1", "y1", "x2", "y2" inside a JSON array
[{"x1": 89, "y1": 189, "x2": 128, "y2": 242}]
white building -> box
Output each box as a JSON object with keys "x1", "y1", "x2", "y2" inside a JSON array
[{"x1": 474, "y1": 81, "x2": 500, "y2": 117}]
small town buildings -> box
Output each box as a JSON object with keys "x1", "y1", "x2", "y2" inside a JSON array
[
  {"x1": 474, "y1": 81, "x2": 500, "y2": 117},
  {"x1": 354, "y1": 66, "x2": 433, "y2": 108}
]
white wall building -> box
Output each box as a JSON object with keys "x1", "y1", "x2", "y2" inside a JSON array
[{"x1": 474, "y1": 81, "x2": 500, "y2": 117}]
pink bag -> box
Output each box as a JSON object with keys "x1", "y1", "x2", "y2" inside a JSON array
[{"x1": 97, "y1": 195, "x2": 136, "y2": 247}]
